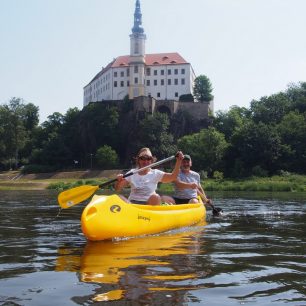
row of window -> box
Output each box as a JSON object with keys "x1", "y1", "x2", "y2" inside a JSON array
[
  {"x1": 114, "y1": 78, "x2": 186, "y2": 87},
  {"x1": 113, "y1": 67, "x2": 186, "y2": 78},
  {"x1": 146, "y1": 67, "x2": 185, "y2": 76},
  {"x1": 154, "y1": 92, "x2": 179, "y2": 98}
]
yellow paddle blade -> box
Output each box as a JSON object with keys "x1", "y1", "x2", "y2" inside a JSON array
[{"x1": 58, "y1": 185, "x2": 99, "y2": 209}]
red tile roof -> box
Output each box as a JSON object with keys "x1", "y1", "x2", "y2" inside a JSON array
[
  {"x1": 112, "y1": 52, "x2": 188, "y2": 67},
  {"x1": 85, "y1": 53, "x2": 189, "y2": 87}
]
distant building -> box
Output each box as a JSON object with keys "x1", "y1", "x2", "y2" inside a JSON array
[{"x1": 83, "y1": 0, "x2": 196, "y2": 107}]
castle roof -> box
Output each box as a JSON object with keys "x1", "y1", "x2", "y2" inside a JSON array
[
  {"x1": 85, "y1": 53, "x2": 189, "y2": 87},
  {"x1": 113, "y1": 52, "x2": 188, "y2": 67}
]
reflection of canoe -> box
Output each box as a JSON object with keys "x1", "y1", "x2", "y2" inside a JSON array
[
  {"x1": 55, "y1": 225, "x2": 206, "y2": 302},
  {"x1": 80, "y1": 230, "x2": 204, "y2": 284},
  {"x1": 81, "y1": 195, "x2": 206, "y2": 241}
]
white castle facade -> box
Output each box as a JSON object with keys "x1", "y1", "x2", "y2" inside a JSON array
[{"x1": 83, "y1": 0, "x2": 196, "y2": 107}]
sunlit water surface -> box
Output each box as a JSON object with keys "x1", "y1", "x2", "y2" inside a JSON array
[{"x1": 0, "y1": 190, "x2": 305, "y2": 305}]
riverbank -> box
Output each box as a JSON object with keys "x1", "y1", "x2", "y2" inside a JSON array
[
  {"x1": 0, "y1": 170, "x2": 118, "y2": 191},
  {"x1": 1, "y1": 170, "x2": 305, "y2": 193}
]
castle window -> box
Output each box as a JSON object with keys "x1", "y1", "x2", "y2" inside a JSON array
[
  {"x1": 168, "y1": 79, "x2": 171, "y2": 85},
  {"x1": 121, "y1": 71, "x2": 124, "y2": 77},
  {"x1": 168, "y1": 69, "x2": 171, "y2": 75},
  {"x1": 175, "y1": 92, "x2": 179, "y2": 97},
  {"x1": 161, "y1": 79, "x2": 165, "y2": 85},
  {"x1": 161, "y1": 70, "x2": 164, "y2": 75},
  {"x1": 135, "y1": 41, "x2": 139, "y2": 54},
  {"x1": 127, "y1": 68, "x2": 130, "y2": 77},
  {"x1": 174, "y1": 69, "x2": 178, "y2": 75},
  {"x1": 146, "y1": 68, "x2": 151, "y2": 76},
  {"x1": 157, "y1": 92, "x2": 161, "y2": 97},
  {"x1": 153, "y1": 61, "x2": 159, "y2": 64},
  {"x1": 134, "y1": 77, "x2": 138, "y2": 84},
  {"x1": 154, "y1": 70, "x2": 158, "y2": 76},
  {"x1": 181, "y1": 68, "x2": 185, "y2": 74},
  {"x1": 154, "y1": 80, "x2": 157, "y2": 86},
  {"x1": 134, "y1": 66, "x2": 138, "y2": 73},
  {"x1": 181, "y1": 78, "x2": 185, "y2": 85},
  {"x1": 121, "y1": 81, "x2": 124, "y2": 87},
  {"x1": 174, "y1": 78, "x2": 178, "y2": 85},
  {"x1": 146, "y1": 80, "x2": 150, "y2": 86},
  {"x1": 114, "y1": 71, "x2": 118, "y2": 77},
  {"x1": 127, "y1": 81, "x2": 130, "y2": 86},
  {"x1": 114, "y1": 81, "x2": 117, "y2": 87}
]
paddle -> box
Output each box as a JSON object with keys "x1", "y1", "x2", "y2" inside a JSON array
[
  {"x1": 58, "y1": 155, "x2": 176, "y2": 209},
  {"x1": 197, "y1": 189, "x2": 223, "y2": 217}
]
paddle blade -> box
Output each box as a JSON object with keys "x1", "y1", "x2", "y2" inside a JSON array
[{"x1": 58, "y1": 185, "x2": 99, "y2": 209}]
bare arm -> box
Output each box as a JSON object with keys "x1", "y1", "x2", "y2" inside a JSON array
[
  {"x1": 160, "y1": 151, "x2": 184, "y2": 183},
  {"x1": 174, "y1": 179, "x2": 199, "y2": 190},
  {"x1": 114, "y1": 174, "x2": 129, "y2": 192},
  {"x1": 197, "y1": 185, "x2": 210, "y2": 204}
]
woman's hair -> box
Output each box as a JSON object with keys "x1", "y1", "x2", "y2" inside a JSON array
[{"x1": 135, "y1": 147, "x2": 157, "y2": 167}]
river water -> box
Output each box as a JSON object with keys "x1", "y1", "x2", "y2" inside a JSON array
[{"x1": 0, "y1": 190, "x2": 305, "y2": 306}]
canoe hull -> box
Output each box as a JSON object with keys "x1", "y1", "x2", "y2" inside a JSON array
[{"x1": 81, "y1": 195, "x2": 206, "y2": 241}]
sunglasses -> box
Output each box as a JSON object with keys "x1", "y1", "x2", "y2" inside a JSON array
[{"x1": 138, "y1": 156, "x2": 153, "y2": 161}]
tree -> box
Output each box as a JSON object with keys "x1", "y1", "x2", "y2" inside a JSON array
[
  {"x1": 250, "y1": 93, "x2": 291, "y2": 124},
  {"x1": 0, "y1": 98, "x2": 39, "y2": 169},
  {"x1": 277, "y1": 111, "x2": 306, "y2": 173},
  {"x1": 286, "y1": 82, "x2": 306, "y2": 113},
  {"x1": 213, "y1": 106, "x2": 250, "y2": 141},
  {"x1": 229, "y1": 122, "x2": 283, "y2": 176},
  {"x1": 177, "y1": 127, "x2": 228, "y2": 175},
  {"x1": 96, "y1": 145, "x2": 119, "y2": 169},
  {"x1": 134, "y1": 113, "x2": 177, "y2": 159},
  {"x1": 193, "y1": 75, "x2": 214, "y2": 103}
]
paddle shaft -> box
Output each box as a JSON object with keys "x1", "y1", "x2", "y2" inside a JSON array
[{"x1": 98, "y1": 155, "x2": 176, "y2": 189}]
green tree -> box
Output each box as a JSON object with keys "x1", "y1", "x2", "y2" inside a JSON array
[
  {"x1": 96, "y1": 145, "x2": 119, "y2": 169},
  {"x1": 213, "y1": 106, "x2": 250, "y2": 141},
  {"x1": 277, "y1": 111, "x2": 306, "y2": 173},
  {"x1": 134, "y1": 112, "x2": 176, "y2": 159},
  {"x1": 286, "y1": 82, "x2": 306, "y2": 113},
  {"x1": 229, "y1": 122, "x2": 283, "y2": 176},
  {"x1": 0, "y1": 98, "x2": 39, "y2": 169},
  {"x1": 193, "y1": 75, "x2": 214, "y2": 102},
  {"x1": 250, "y1": 93, "x2": 291, "y2": 124},
  {"x1": 178, "y1": 127, "x2": 228, "y2": 175}
]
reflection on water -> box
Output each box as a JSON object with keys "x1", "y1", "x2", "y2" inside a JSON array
[
  {"x1": 56, "y1": 225, "x2": 206, "y2": 302},
  {"x1": 0, "y1": 190, "x2": 305, "y2": 305}
]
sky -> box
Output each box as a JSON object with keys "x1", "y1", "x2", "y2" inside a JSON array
[{"x1": 1, "y1": 0, "x2": 306, "y2": 123}]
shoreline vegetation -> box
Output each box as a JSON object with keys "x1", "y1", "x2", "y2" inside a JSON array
[{"x1": 0, "y1": 170, "x2": 305, "y2": 193}]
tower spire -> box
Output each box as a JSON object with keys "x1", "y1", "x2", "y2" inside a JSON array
[
  {"x1": 132, "y1": 0, "x2": 144, "y2": 34},
  {"x1": 129, "y1": 0, "x2": 146, "y2": 99}
]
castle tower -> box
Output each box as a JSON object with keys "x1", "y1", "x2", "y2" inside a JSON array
[{"x1": 129, "y1": 0, "x2": 146, "y2": 99}]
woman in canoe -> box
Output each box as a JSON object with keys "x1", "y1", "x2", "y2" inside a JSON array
[{"x1": 115, "y1": 147, "x2": 184, "y2": 205}]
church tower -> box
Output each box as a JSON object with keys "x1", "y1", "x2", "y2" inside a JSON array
[{"x1": 129, "y1": 0, "x2": 146, "y2": 99}]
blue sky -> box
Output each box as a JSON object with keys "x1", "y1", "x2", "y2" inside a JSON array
[{"x1": 1, "y1": 0, "x2": 306, "y2": 123}]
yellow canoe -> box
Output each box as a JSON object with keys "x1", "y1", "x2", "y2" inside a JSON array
[{"x1": 81, "y1": 194, "x2": 206, "y2": 241}]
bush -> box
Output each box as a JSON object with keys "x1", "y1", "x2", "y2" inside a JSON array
[
  {"x1": 96, "y1": 145, "x2": 119, "y2": 169},
  {"x1": 22, "y1": 164, "x2": 57, "y2": 174},
  {"x1": 213, "y1": 171, "x2": 224, "y2": 180},
  {"x1": 251, "y1": 166, "x2": 268, "y2": 177},
  {"x1": 179, "y1": 94, "x2": 194, "y2": 102}
]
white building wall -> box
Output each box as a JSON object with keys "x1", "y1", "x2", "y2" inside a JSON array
[
  {"x1": 144, "y1": 63, "x2": 194, "y2": 100},
  {"x1": 83, "y1": 62, "x2": 195, "y2": 106}
]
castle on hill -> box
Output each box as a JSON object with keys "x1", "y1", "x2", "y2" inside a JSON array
[{"x1": 83, "y1": 0, "x2": 213, "y2": 119}]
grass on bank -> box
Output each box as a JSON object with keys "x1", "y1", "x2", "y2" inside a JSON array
[{"x1": 47, "y1": 174, "x2": 306, "y2": 193}]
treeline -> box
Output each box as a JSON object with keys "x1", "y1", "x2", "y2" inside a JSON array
[{"x1": 0, "y1": 82, "x2": 305, "y2": 178}]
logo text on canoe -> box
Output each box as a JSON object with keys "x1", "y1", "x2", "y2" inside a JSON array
[{"x1": 110, "y1": 205, "x2": 121, "y2": 213}]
